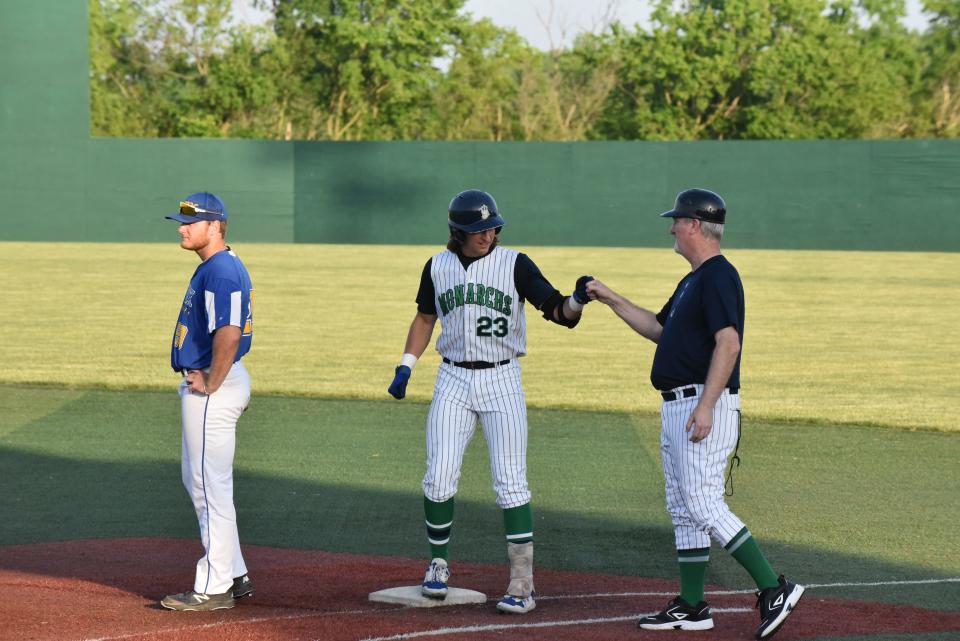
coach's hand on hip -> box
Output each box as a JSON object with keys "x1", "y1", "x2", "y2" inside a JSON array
[
  {"x1": 685, "y1": 403, "x2": 713, "y2": 442},
  {"x1": 388, "y1": 365, "x2": 411, "y2": 400},
  {"x1": 185, "y1": 370, "x2": 208, "y2": 395}
]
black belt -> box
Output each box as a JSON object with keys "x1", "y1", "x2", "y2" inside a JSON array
[
  {"x1": 178, "y1": 368, "x2": 208, "y2": 376},
  {"x1": 661, "y1": 386, "x2": 739, "y2": 401},
  {"x1": 443, "y1": 358, "x2": 511, "y2": 370}
]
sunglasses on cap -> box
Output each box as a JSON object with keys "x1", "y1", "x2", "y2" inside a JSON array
[{"x1": 179, "y1": 201, "x2": 224, "y2": 218}]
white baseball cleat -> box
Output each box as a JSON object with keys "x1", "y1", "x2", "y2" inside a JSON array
[
  {"x1": 496, "y1": 593, "x2": 536, "y2": 614},
  {"x1": 421, "y1": 558, "x2": 450, "y2": 599}
]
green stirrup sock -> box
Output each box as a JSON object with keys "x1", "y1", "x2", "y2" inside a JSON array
[
  {"x1": 502, "y1": 503, "x2": 534, "y2": 543},
  {"x1": 424, "y1": 496, "x2": 455, "y2": 560},
  {"x1": 726, "y1": 527, "x2": 779, "y2": 591},
  {"x1": 678, "y1": 548, "x2": 710, "y2": 605}
]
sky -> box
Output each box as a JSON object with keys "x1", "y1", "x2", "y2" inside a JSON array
[
  {"x1": 461, "y1": 0, "x2": 929, "y2": 50},
  {"x1": 237, "y1": 1, "x2": 930, "y2": 51}
]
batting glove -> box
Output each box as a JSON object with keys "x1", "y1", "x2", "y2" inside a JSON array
[
  {"x1": 572, "y1": 275, "x2": 595, "y2": 305},
  {"x1": 388, "y1": 365, "x2": 411, "y2": 400}
]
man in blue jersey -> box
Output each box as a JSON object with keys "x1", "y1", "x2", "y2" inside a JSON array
[
  {"x1": 160, "y1": 192, "x2": 255, "y2": 611},
  {"x1": 587, "y1": 189, "x2": 804, "y2": 639}
]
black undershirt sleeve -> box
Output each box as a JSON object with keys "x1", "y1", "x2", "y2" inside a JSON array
[
  {"x1": 515, "y1": 253, "x2": 579, "y2": 328},
  {"x1": 514, "y1": 253, "x2": 554, "y2": 307},
  {"x1": 415, "y1": 258, "x2": 436, "y2": 315}
]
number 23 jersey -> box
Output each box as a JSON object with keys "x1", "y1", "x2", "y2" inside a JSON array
[{"x1": 425, "y1": 247, "x2": 526, "y2": 363}]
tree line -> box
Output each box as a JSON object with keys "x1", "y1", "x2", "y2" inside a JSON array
[{"x1": 90, "y1": 0, "x2": 960, "y2": 141}]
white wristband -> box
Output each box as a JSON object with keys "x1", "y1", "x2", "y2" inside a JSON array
[
  {"x1": 567, "y1": 296, "x2": 584, "y2": 312},
  {"x1": 400, "y1": 353, "x2": 418, "y2": 369}
]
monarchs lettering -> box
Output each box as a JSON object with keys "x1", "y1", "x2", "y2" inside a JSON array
[{"x1": 438, "y1": 283, "x2": 513, "y2": 317}]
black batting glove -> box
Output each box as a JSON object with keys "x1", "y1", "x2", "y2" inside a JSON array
[{"x1": 573, "y1": 275, "x2": 594, "y2": 305}]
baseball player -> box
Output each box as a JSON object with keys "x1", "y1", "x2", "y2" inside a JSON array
[
  {"x1": 160, "y1": 192, "x2": 255, "y2": 611},
  {"x1": 387, "y1": 189, "x2": 593, "y2": 614},
  {"x1": 586, "y1": 189, "x2": 804, "y2": 639}
]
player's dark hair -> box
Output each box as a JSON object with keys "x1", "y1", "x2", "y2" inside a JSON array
[
  {"x1": 217, "y1": 220, "x2": 228, "y2": 238},
  {"x1": 447, "y1": 227, "x2": 500, "y2": 253}
]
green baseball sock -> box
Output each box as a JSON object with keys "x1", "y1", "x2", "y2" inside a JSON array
[
  {"x1": 424, "y1": 496, "x2": 454, "y2": 560},
  {"x1": 502, "y1": 503, "x2": 533, "y2": 543},
  {"x1": 725, "y1": 527, "x2": 779, "y2": 591},
  {"x1": 678, "y1": 548, "x2": 710, "y2": 605}
]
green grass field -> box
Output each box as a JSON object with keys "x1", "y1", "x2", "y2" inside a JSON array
[
  {"x1": 1, "y1": 242, "x2": 957, "y2": 430},
  {"x1": 1, "y1": 241, "x2": 958, "y2": 623},
  {"x1": 2, "y1": 385, "x2": 958, "y2": 612}
]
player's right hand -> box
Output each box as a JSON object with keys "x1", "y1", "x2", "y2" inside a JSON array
[
  {"x1": 585, "y1": 278, "x2": 612, "y2": 304},
  {"x1": 388, "y1": 365, "x2": 411, "y2": 400},
  {"x1": 573, "y1": 275, "x2": 595, "y2": 305}
]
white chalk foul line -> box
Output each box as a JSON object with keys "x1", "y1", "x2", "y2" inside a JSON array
[
  {"x1": 76, "y1": 576, "x2": 960, "y2": 641},
  {"x1": 354, "y1": 576, "x2": 960, "y2": 641},
  {"x1": 806, "y1": 577, "x2": 960, "y2": 589},
  {"x1": 538, "y1": 576, "x2": 960, "y2": 600},
  {"x1": 355, "y1": 608, "x2": 752, "y2": 641}
]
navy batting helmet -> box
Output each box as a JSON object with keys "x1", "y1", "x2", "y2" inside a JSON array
[
  {"x1": 660, "y1": 188, "x2": 726, "y2": 224},
  {"x1": 448, "y1": 189, "x2": 506, "y2": 233}
]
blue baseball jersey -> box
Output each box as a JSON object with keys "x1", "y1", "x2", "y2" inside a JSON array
[
  {"x1": 171, "y1": 248, "x2": 253, "y2": 371},
  {"x1": 650, "y1": 255, "x2": 744, "y2": 391}
]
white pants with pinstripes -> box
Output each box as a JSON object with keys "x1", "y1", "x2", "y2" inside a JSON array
[
  {"x1": 179, "y1": 361, "x2": 250, "y2": 595},
  {"x1": 423, "y1": 360, "x2": 531, "y2": 509},
  {"x1": 660, "y1": 385, "x2": 745, "y2": 550}
]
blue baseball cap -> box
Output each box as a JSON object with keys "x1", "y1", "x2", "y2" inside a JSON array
[{"x1": 166, "y1": 192, "x2": 228, "y2": 223}]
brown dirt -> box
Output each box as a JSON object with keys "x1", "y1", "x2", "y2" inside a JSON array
[{"x1": 1, "y1": 538, "x2": 958, "y2": 641}]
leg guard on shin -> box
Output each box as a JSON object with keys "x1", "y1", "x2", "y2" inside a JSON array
[
  {"x1": 498, "y1": 541, "x2": 536, "y2": 614},
  {"x1": 506, "y1": 541, "x2": 534, "y2": 597}
]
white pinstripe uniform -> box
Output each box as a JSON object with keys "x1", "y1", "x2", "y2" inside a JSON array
[
  {"x1": 660, "y1": 385, "x2": 744, "y2": 550},
  {"x1": 422, "y1": 246, "x2": 531, "y2": 511},
  {"x1": 652, "y1": 253, "x2": 746, "y2": 552}
]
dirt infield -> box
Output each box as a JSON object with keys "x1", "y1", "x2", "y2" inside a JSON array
[{"x1": 1, "y1": 538, "x2": 958, "y2": 641}]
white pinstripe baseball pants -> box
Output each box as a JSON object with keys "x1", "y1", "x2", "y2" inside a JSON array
[
  {"x1": 423, "y1": 360, "x2": 531, "y2": 509},
  {"x1": 660, "y1": 385, "x2": 744, "y2": 550},
  {"x1": 179, "y1": 361, "x2": 250, "y2": 594}
]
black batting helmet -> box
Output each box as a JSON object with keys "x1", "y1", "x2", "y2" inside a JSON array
[
  {"x1": 660, "y1": 188, "x2": 726, "y2": 224},
  {"x1": 448, "y1": 189, "x2": 506, "y2": 233}
]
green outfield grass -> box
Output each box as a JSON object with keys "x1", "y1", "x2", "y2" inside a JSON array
[
  {"x1": 1, "y1": 385, "x2": 958, "y2": 613},
  {"x1": 1, "y1": 242, "x2": 956, "y2": 430}
]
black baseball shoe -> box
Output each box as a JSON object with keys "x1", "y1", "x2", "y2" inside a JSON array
[
  {"x1": 232, "y1": 574, "x2": 254, "y2": 599},
  {"x1": 638, "y1": 596, "x2": 714, "y2": 631},
  {"x1": 755, "y1": 575, "x2": 805, "y2": 639}
]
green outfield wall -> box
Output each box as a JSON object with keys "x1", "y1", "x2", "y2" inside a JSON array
[{"x1": 1, "y1": 1, "x2": 957, "y2": 250}]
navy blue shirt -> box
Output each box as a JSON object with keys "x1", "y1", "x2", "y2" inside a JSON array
[
  {"x1": 650, "y1": 255, "x2": 744, "y2": 391},
  {"x1": 171, "y1": 248, "x2": 253, "y2": 371}
]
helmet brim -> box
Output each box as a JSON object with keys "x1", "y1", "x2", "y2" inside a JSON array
[
  {"x1": 659, "y1": 210, "x2": 725, "y2": 224},
  {"x1": 448, "y1": 215, "x2": 506, "y2": 233}
]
